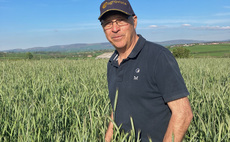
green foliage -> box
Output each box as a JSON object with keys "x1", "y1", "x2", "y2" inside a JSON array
[
  {"x1": 0, "y1": 52, "x2": 6, "y2": 57},
  {"x1": 172, "y1": 47, "x2": 190, "y2": 58},
  {"x1": 26, "y1": 52, "x2": 33, "y2": 59},
  {"x1": 0, "y1": 58, "x2": 229, "y2": 141}
]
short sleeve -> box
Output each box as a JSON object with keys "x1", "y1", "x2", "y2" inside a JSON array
[{"x1": 154, "y1": 49, "x2": 189, "y2": 102}]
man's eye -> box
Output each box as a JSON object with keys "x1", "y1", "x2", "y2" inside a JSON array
[
  {"x1": 104, "y1": 22, "x2": 111, "y2": 26},
  {"x1": 117, "y1": 19, "x2": 125, "y2": 22}
]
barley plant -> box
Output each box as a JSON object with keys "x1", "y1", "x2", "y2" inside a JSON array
[{"x1": 0, "y1": 58, "x2": 229, "y2": 142}]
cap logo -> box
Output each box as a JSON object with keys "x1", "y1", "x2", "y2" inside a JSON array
[
  {"x1": 103, "y1": 2, "x2": 108, "y2": 9},
  {"x1": 102, "y1": 1, "x2": 127, "y2": 9}
]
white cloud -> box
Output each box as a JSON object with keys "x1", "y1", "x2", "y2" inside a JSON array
[
  {"x1": 149, "y1": 25, "x2": 158, "y2": 28},
  {"x1": 182, "y1": 24, "x2": 191, "y2": 27},
  {"x1": 139, "y1": 18, "x2": 230, "y2": 26},
  {"x1": 192, "y1": 26, "x2": 230, "y2": 30}
]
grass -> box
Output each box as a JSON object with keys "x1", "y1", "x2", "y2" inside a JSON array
[{"x1": 0, "y1": 58, "x2": 229, "y2": 141}]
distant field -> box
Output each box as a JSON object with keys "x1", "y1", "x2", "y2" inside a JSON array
[
  {"x1": 0, "y1": 50, "x2": 110, "y2": 60},
  {"x1": 1, "y1": 43, "x2": 230, "y2": 60},
  {"x1": 184, "y1": 43, "x2": 230, "y2": 57}
]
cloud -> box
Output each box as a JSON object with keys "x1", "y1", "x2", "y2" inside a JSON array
[
  {"x1": 140, "y1": 19, "x2": 197, "y2": 24},
  {"x1": 149, "y1": 25, "x2": 158, "y2": 28},
  {"x1": 143, "y1": 25, "x2": 170, "y2": 30},
  {"x1": 144, "y1": 24, "x2": 230, "y2": 31},
  {"x1": 139, "y1": 18, "x2": 230, "y2": 26},
  {"x1": 192, "y1": 26, "x2": 230, "y2": 30},
  {"x1": 182, "y1": 24, "x2": 191, "y2": 27},
  {"x1": 214, "y1": 12, "x2": 230, "y2": 16}
]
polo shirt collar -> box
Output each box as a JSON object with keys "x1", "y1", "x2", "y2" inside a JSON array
[
  {"x1": 109, "y1": 50, "x2": 119, "y2": 67},
  {"x1": 109, "y1": 34, "x2": 146, "y2": 66},
  {"x1": 128, "y1": 34, "x2": 146, "y2": 59}
]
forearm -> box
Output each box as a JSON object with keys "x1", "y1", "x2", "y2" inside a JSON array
[
  {"x1": 163, "y1": 113, "x2": 192, "y2": 142},
  {"x1": 105, "y1": 121, "x2": 113, "y2": 142},
  {"x1": 164, "y1": 97, "x2": 193, "y2": 142},
  {"x1": 105, "y1": 112, "x2": 114, "y2": 142}
]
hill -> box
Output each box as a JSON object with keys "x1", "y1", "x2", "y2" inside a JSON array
[
  {"x1": 3, "y1": 43, "x2": 113, "y2": 53},
  {"x1": 157, "y1": 39, "x2": 206, "y2": 46},
  {"x1": 2, "y1": 39, "x2": 229, "y2": 53}
]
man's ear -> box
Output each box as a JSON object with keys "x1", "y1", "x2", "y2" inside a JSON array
[{"x1": 133, "y1": 15, "x2": 137, "y2": 29}]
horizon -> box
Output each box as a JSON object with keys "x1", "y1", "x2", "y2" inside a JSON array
[
  {"x1": 1, "y1": 0, "x2": 230, "y2": 50},
  {"x1": 2, "y1": 39, "x2": 229, "y2": 52}
]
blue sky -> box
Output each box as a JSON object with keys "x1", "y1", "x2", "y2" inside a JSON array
[{"x1": 0, "y1": 0, "x2": 230, "y2": 50}]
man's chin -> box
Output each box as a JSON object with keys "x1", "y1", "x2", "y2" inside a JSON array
[
  {"x1": 111, "y1": 41, "x2": 125, "y2": 49},
  {"x1": 114, "y1": 44, "x2": 126, "y2": 50}
]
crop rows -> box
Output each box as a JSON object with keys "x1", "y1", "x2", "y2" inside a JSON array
[{"x1": 0, "y1": 58, "x2": 229, "y2": 141}]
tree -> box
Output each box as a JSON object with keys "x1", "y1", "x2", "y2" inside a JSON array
[
  {"x1": 172, "y1": 47, "x2": 190, "y2": 58},
  {"x1": 26, "y1": 52, "x2": 33, "y2": 59},
  {"x1": 0, "y1": 52, "x2": 6, "y2": 57}
]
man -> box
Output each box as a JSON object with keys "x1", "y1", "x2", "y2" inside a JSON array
[{"x1": 98, "y1": 0, "x2": 193, "y2": 141}]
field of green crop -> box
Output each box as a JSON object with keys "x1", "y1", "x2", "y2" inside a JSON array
[
  {"x1": 0, "y1": 58, "x2": 229, "y2": 141},
  {"x1": 186, "y1": 44, "x2": 230, "y2": 57}
]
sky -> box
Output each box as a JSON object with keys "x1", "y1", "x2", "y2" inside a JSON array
[{"x1": 0, "y1": 0, "x2": 230, "y2": 51}]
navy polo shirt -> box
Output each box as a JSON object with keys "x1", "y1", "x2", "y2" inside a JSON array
[{"x1": 107, "y1": 35, "x2": 189, "y2": 141}]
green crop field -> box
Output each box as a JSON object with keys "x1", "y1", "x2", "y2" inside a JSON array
[
  {"x1": 0, "y1": 58, "x2": 229, "y2": 141},
  {"x1": 185, "y1": 43, "x2": 230, "y2": 57}
]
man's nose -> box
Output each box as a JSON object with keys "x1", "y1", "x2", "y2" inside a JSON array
[{"x1": 111, "y1": 22, "x2": 120, "y2": 32}]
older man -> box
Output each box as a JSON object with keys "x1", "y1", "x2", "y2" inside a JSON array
[{"x1": 98, "y1": 0, "x2": 193, "y2": 141}]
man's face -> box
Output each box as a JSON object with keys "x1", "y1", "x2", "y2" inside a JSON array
[{"x1": 101, "y1": 12, "x2": 137, "y2": 50}]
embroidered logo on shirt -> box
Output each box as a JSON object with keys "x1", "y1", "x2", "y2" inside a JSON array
[
  {"x1": 134, "y1": 68, "x2": 140, "y2": 80},
  {"x1": 134, "y1": 76, "x2": 139, "y2": 80},
  {"x1": 135, "y1": 68, "x2": 140, "y2": 73}
]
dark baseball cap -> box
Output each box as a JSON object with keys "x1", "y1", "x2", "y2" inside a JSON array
[{"x1": 98, "y1": 0, "x2": 135, "y2": 20}]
